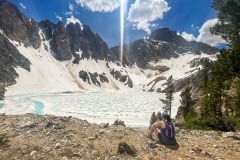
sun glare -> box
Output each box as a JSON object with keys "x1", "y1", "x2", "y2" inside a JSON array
[{"x1": 120, "y1": 0, "x2": 126, "y2": 64}]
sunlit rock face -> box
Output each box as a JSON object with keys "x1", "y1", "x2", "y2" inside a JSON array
[{"x1": 0, "y1": 1, "x2": 41, "y2": 49}]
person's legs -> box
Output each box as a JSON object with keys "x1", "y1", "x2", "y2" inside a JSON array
[{"x1": 147, "y1": 121, "x2": 161, "y2": 138}]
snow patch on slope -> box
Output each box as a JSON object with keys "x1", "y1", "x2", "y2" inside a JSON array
[
  {"x1": 6, "y1": 31, "x2": 81, "y2": 96},
  {"x1": 145, "y1": 52, "x2": 217, "y2": 91}
]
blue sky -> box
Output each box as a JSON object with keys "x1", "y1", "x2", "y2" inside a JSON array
[{"x1": 10, "y1": 0, "x2": 226, "y2": 48}]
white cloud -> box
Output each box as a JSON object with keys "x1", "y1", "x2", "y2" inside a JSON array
[
  {"x1": 19, "y1": 3, "x2": 27, "y2": 9},
  {"x1": 69, "y1": 3, "x2": 74, "y2": 11},
  {"x1": 127, "y1": 0, "x2": 170, "y2": 34},
  {"x1": 56, "y1": 15, "x2": 63, "y2": 21},
  {"x1": 196, "y1": 18, "x2": 226, "y2": 46},
  {"x1": 65, "y1": 11, "x2": 73, "y2": 16},
  {"x1": 75, "y1": 0, "x2": 120, "y2": 12},
  {"x1": 191, "y1": 24, "x2": 199, "y2": 31},
  {"x1": 179, "y1": 32, "x2": 196, "y2": 42},
  {"x1": 66, "y1": 15, "x2": 82, "y2": 25}
]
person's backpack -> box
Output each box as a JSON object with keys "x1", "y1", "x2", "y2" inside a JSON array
[{"x1": 163, "y1": 121, "x2": 175, "y2": 138}]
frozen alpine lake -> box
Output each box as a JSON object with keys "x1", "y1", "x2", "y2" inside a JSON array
[{"x1": 0, "y1": 91, "x2": 181, "y2": 127}]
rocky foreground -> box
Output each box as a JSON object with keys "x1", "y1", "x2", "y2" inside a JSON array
[{"x1": 0, "y1": 114, "x2": 240, "y2": 160}]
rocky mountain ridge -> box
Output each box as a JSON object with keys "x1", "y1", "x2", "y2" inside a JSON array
[{"x1": 110, "y1": 28, "x2": 218, "y2": 68}]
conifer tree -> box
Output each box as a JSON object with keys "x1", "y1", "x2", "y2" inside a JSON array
[
  {"x1": 180, "y1": 87, "x2": 194, "y2": 119},
  {"x1": 160, "y1": 75, "x2": 174, "y2": 117},
  {"x1": 149, "y1": 112, "x2": 157, "y2": 128},
  {"x1": 211, "y1": 0, "x2": 240, "y2": 47}
]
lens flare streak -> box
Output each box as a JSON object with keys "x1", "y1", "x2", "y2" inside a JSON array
[{"x1": 120, "y1": 0, "x2": 125, "y2": 64}]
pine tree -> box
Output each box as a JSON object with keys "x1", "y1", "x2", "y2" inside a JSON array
[
  {"x1": 211, "y1": 0, "x2": 240, "y2": 47},
  {"x1": 232, "y1": 79, "x2": 240, "y2": 117},
  {"x1": 197, "y1": 0, "x2": 240, "y2": 131},
  {"x1": 149, "y1": 112, "x2": 157, "y2": 128},
  {"x1": 180, "y1": 87, "x2": 195, "y2": 119},
  {"x1": 160, "y1": 76, "x2": 174, "y2": 117},
  {"x1": 165, "y1": 75, "x2": 174, "y2": 117}
]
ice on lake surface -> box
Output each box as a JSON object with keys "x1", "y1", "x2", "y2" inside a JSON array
[{"x1": 0, "y1": 91, "x2": 180, "y2": 127}]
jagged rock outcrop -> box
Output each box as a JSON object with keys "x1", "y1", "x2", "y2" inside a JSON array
[
  {"x1": 38, "y1": 21, "x2": 110, "y2": 62},
  {"x1": 79, "y1": 71, "x2": 109, "y2": 87},
  {"x1": 79, "y1": 71, "x2": 91, "y2": 84},
  {"x1": 110, "y1": 28, "x2": 219, "y2": 68},
  {"x1": 50, "y1": 22, "x2": 72, "y2": 61},
  {"x1": 0, "y1": 0, "x2": 41, "y2": 49},
  {"x1": 110, "y1": 69, "x2": 133, "y2": 88},
  {"x1": 150, "y1": 28, "x2": 218, "y2": 54},
  {"x1": 0, "y1": 83, "x2": 4, "y2": 100},
  {"x1": 39, "y1": 20, "x2": 73, "y2": 61},
  {"x1": 38, "y1": 20, "x2": 56, "y2": 41},
  {"x1": 66, "y1": 23, "x2": 110, "y2": 62},
  {"x1": 0, "y1": 33, "x2": 31, "y2": 98}
]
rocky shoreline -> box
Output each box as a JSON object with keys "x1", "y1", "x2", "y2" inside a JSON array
[{"x1": 0, "y1": 114, "x2": 240, "y2": 160}]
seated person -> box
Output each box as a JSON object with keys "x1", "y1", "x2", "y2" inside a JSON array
[{"x1": 147, "y1": 112, "x2": 176, "y2": 146}]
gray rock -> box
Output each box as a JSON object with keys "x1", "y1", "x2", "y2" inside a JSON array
[
  {"x1": 19, "y1": 121, "x2": 36, "y2": 128},
  {"x1": 79, "y1": 71, "x2": 90, "y2": 84},
  {"x1": 192, "y1": 146, "x2": 202, "y2": 153},
  {"x1": 117, "y1": 142, "x2": 137, "y2": 155},
  {"x1": 147, "y1": 141, "x2": 157, "y2": 149},
  {"x1": 55, "y1": 143, "x2": 61, "y2": 149},
  {"x1": 101, "y1": 123, "x2": 109, "y2": 128},
  {"x1": 204, "y1": 135, "x2": 212, "y2": 139},
  {"x1": 72, "y1": 152, "x2": 82, "y2": 157},
  {"x1": 45, "y1": 120, "x2": 53, "y2": 128},
  {"x1": 29, "y1": 151, "x2": 37, "y2": 156},
  {"x1": 110, "y1": 69, "x2": 133, "y2": 88},
  {"x1": 222, "y1": 132, "x2": 235, "y2": 138},
  {"x1": 175, "y1": 127, "x2": 180, "y2": 133},
  {"x1": 61, "y1": 156, "x2": 68, "y2": 160}
]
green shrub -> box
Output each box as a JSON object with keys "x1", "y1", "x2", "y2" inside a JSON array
[{"x1": 113, "y1": 119, "x2": 126, "y2": 127}]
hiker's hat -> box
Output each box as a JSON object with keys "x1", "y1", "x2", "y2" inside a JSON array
[{"x1": 161, "y1": 111, "x2": 168, "y2": 118}]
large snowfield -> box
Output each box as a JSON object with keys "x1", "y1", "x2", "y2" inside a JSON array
[
  {"x1": 0, "y1": 29, "x2": 216, "y2": 126},
  {"x1": 0, "y1": 91, "x2": 181, "y2": 127}
]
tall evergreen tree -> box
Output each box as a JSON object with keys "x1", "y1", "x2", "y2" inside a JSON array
[
  {"x1": 160, "y1": 75, "x2": 174, "y2": 117},
  {"x1": 180, "y1": 87, "x2": 195, "y2": 119},
  {"x1": 149, "y1": 112, "x2": 157, "y2": 128},
  {"x1": 211, "y1": 0, "x2": 240, "y2": 47}
]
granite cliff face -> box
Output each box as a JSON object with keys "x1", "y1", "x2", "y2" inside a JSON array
[
  {"x1": 0, "y1": 0, "x2": 40, "y2": 49},
  {"x1": 66, "y1": 23, "x2": 110, "y2": 63},
  {"x1": 38, "y1": 20, "x2": 110, "y2": 62}
]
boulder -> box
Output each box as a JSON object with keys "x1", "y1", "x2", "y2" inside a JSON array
[
  {"x1": 222, "y1": 132, "x2": 235, "y2": 138},
  {"x1": 117, "y1": 142, "x2": 137, "y2": 155}
]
